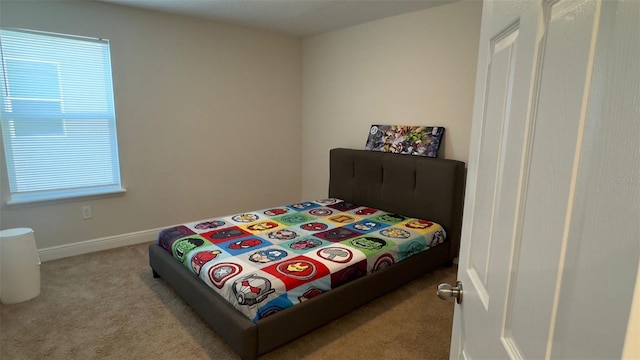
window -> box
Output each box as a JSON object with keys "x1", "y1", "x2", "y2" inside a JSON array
[{"x1": 0, "y1": 28, "x2": 124, "y2": 204}]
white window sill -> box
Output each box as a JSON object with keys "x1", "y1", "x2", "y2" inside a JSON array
[{"x1": 6, "y1": 187, "x2": 127, "y2": 206}]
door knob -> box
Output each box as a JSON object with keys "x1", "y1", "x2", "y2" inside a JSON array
[{"x1": 437, "y1": 281, "x2": 463, "y2": 304}]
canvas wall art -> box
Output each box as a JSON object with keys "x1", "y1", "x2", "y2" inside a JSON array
[{"x1": 365, "y1": 125, "x2": 445, "y2": 158}]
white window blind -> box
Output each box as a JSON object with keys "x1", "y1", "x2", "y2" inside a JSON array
[{"x1": 0, "y1": 28, "x2": 124, "y2": 204}]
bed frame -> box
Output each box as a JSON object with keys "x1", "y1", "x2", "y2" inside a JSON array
[{"x1": 149, "y1": 148, "x2": 465, "y2": 359}]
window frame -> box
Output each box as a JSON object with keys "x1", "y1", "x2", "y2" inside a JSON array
[{"x1": 0, "y1": 28, "x2": 126, "y2": 205}]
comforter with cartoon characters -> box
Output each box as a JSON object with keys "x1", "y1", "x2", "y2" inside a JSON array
[{"x1": 156, "y1": 198, "x2": 446, "y2": 322}]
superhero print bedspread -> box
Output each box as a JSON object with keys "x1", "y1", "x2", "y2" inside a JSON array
[{"x1": 157, "y1": 198, "x2": 446, "y2": 322}]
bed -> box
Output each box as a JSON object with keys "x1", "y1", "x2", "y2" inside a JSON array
[{"x1": 148, "y1": 148, "x2": 465, "y2": 359}]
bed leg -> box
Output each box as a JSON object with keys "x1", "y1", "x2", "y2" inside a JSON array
[{"x1": 152, "y1": 269, "x2": 160, "y2": 278}]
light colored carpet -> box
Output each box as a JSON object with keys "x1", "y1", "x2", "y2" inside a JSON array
[{"x1": 0, "y1": 242, "x2": 456, "y2": 359}]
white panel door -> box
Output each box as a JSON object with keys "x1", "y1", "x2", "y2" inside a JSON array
[{"x1": 449, "y1": 0, "x2": 640, "y2": 359}]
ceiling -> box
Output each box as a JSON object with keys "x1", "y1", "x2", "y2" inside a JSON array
[{"x1": 98, "y1": 0, "x2": 458, "y2": 37}]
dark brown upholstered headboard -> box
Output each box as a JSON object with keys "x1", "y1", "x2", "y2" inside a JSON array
[{"x1": 329, "y1": 148, "x2": 466, "y2": 261}]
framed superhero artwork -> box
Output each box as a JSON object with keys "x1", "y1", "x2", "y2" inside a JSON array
[{"x1": 364, "y1": 125, "x2": 444, "y2": 158}]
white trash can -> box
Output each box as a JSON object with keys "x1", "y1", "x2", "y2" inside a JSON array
[{"x1": 0, "y1": 228, "x2": 41, "y2": 304}]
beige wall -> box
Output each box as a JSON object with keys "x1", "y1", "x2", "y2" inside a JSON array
[
  {"x1": 0, "y1": 1, "x2": 302, "y2": 249},
  {"x1": 301, "y1": 0, "x2": 482, "y2": 199},
  {"x1": 0, "y1": 1, "x2": 483, "y2": 251}
]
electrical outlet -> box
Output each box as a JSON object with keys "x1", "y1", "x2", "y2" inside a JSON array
[{"x1": 82, "y1": 205, "x2": 92, "y2": 219}]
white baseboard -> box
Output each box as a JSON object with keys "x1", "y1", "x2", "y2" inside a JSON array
[{"x1": 38, "y1": 227, "x2": 162, "y2": 262}]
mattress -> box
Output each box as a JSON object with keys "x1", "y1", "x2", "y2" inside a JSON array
[{"x1": 157, "y1": 198, "x2": 446, "y2": 322}]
